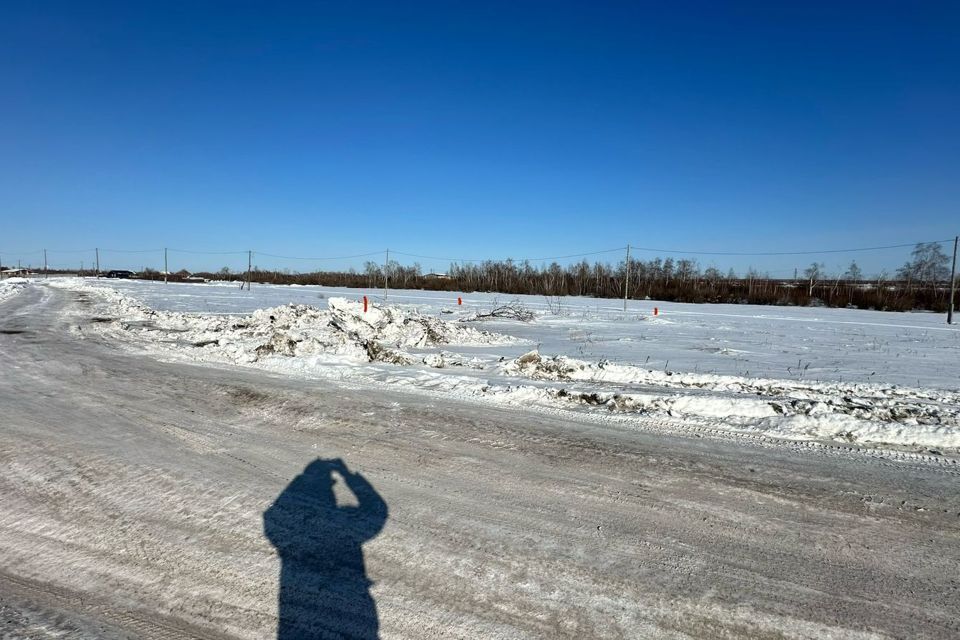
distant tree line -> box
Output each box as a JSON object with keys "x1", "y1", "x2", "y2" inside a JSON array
[{"x1": 132, "y1": 242, "x2": 957, "y2": 312}]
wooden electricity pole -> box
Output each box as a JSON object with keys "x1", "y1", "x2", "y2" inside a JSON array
[
  {"x1": 164, "y1": 248, "x2": 168, "y2": 284},
  {"x1": 44, "y1": 249, "x2": 48, "y2": 278},
  {"x1": 246, "y1": 250, "x2": 252, "y2": 291},
  {"x1": 949, "y1": 235, "x2": 958, "y2": 325},
  {"x1": 95, "y1": 248, "x2": 100, "y2": 277}
]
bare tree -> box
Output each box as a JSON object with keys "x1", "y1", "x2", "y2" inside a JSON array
[
  {"x1": 897, "y1": 242, "x2": 950, "y2": 287},
  {"x1": 804, "y1": 262, "x2": 825, "y2": 296},
  {"x1": 363, "y1": 261, "x2": 381, "y2": 289},
  {"x1": 676, "y1": 259, "x2": 699, "y2": 284},
  {"x1": 844, "y1": 261, "x2": 863, "y2": 281}
]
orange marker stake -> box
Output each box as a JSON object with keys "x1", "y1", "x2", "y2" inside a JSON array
[{"x1": 457, "y1": 296, "x2": 462, "y2": 306}]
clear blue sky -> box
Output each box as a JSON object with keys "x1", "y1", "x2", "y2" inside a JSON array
[{"x1": 1, "y1": 1, "x2": 957, "y2": 275}]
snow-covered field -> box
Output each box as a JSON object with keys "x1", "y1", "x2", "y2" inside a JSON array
[{"x1": 39, "y1": 277, "x2": 960, "y2": 452}]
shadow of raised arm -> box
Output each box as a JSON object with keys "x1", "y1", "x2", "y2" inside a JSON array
[{"x1": 338, "y1": 463, "x2": 388, "y2": 542}]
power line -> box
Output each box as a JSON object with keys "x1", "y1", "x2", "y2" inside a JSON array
[
  {"x1": 625, "y1": 239, "x2": 953, "y2": 257},
  {"x1": 255, "y1": 250, "x2": 387, "y2": 261},
  {"x1": 168, "y1": 248, "x2": 249, "y2": 255},
  {"x1": 390, "y1": 247, "x2": 626, "y2": 263},
  {"x1": 4, "y1": 237, "x2": 955, "y2": 264}
]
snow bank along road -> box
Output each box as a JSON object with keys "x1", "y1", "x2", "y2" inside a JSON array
[{"x1": 1, "y1": 283, "x2": 959, "y2": 639}]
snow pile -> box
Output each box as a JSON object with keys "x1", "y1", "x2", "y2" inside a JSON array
[
  {"x1": 502, "y1": 350, "x2": 960, "y2": 422},
  {"x1": 232, "y1": 298, "x2": 513, "y2": 365},
  {"x1": 750, "y1": 414, "x2": 960, "y2": 449},
  {"x1": 58, "y1": 279, "x2": 514, "y2": 367},
  {"x1": 326, "y1": 297, "x2": 514, "y2": 349},
  {"x1": 499, "y1": 350, "x2": 960, "y2": 448},
  {"x1": 471, "y1": 380, "x2": 960, "y2": 449},
  {"x1": 0, "y1": 277, "x2": 29, "y2": 303}
]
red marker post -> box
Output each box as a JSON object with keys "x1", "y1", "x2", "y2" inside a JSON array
[
  {"x1": 363, "y1": 295, "x2": 368, "y2": 313},
  {"x1": 457, "y1": 296, "x2": 462, "y2": 306},
  {"x1": 653, "y1": 307, "x2": 659, "y2": 316}
]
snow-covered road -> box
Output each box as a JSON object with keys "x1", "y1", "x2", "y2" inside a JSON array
[{"x1": 1, "y1": 284, "x2": 959, "y2": 638}]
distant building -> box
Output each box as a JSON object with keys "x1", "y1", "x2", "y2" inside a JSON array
[{"x1": 423, "y1": 273, "x2": 451, "y2": 281}]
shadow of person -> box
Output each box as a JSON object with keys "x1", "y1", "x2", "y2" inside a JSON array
[{"x1": 264, "y1": 458, "x2": 388, "y2": 639}]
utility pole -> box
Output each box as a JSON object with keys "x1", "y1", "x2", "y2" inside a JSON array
[
  {"x1": 246, "y1": 250, "x2": 252, "y2": 291},
  {"x1": 623, "y1": 244, "x2": 631, "y2": 312},
  {"x1": 383, "y1": 248, "x2": 389, "y2": 302},
  {"x1": 95, "y1": 248, "x2": 100, "y2": 278},
  {"x1": 164, "y1": 248, "x2": 168, "y2": 284},
  {"x1": 949, "y1": 235, "x2": 958, "y2": 325},
  {"x1": 44, "y1": 249, "x2": 48, "y2": 279}
]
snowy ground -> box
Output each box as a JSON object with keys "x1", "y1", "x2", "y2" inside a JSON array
[
  {"x1": 2, "y1": 281, "x2": 959, "y2": 639},
  {"x1": 41, "y1": 277, "x2": 960, "y2": 453},
  {"x1": 81, "y1": 278, "x2": 960, "y2": 388}
]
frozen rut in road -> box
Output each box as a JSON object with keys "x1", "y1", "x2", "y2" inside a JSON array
[{"x1": 1, "y1": 282, "x2": 959, "y2": 639}]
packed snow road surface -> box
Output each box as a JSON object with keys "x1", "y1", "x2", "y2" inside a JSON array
[{"x1": 1, "y1": 283, "x2": 959, "y2": 639}]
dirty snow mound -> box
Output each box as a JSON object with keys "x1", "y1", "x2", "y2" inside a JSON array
[
  {"x1": 499, "y1": 350, "x2": 960, "y2": 448},
  {"x1": 0, "y1": 277, "x2": 29, "y2": 303},
  {"x1": 326, "y1": 297, "x2": 513, "y2": 348},
  {"x1": 61, "y1": 282, "x2": 515, "y2": 368}
]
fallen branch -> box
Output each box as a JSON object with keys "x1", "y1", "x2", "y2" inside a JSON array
[{"x1": 462, "y1": 301, "x2": 535, "y2": 322}]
